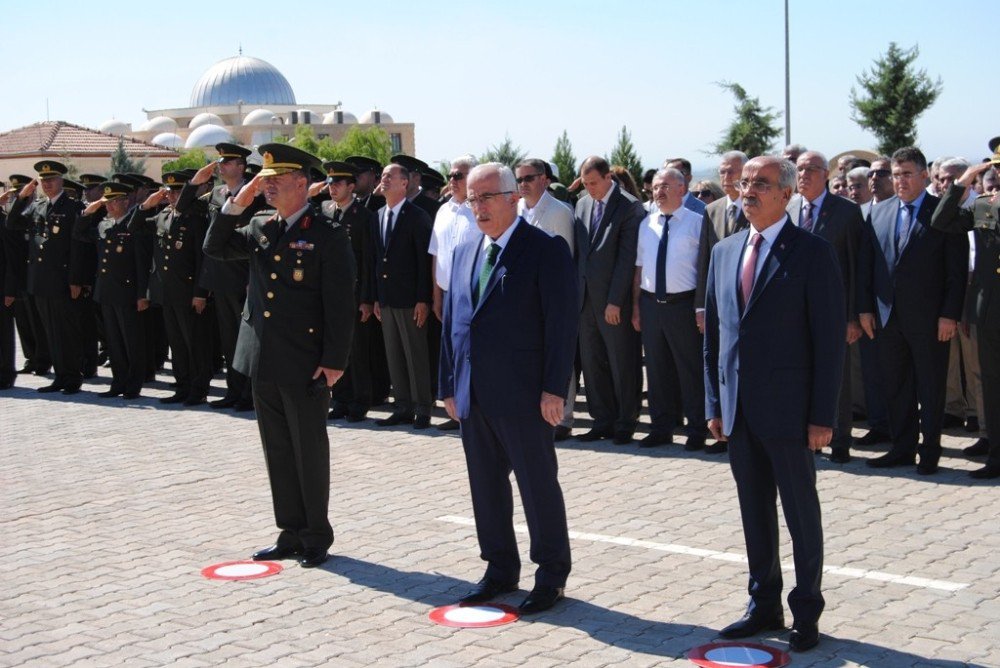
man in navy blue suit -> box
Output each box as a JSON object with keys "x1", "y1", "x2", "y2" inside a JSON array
[
  {"x1": 704, "y1": 156, "x2": 846, "y2": 653},
  {"x1": 440, "y1": 163, "x2": 578, "y2": 615}
]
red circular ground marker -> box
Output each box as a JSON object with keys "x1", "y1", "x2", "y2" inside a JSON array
[
  {"x1": 687, "y1": 642, "x2": 790, "y2": 668},
  {"x1": 428, "y1": 603, "x2": 520, "y2": 628},
  {"x1": 201, "y1": 560, "x2": 283, "y2": 581}
]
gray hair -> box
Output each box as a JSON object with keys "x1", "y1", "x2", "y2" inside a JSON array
[
  {"x1": 654, "y1": 167, "x2": 686, "y2": 184},
  {"x1": 469, "y1": 162, "x2": 517, "y2": 192},
  {"x1": 846, "y1": 166, "x2": 871, "y2": 181},
  {"x1": 451, "y1": 154, "x2": 478, "y2": 172},
  {"x1": 939, "y1": 157, "x2": 970, "y2": 174},
  {"x1": 776, "y1": 158, "x2": 797, "y2": 190},
  {"x1": 720, "y1": 150, "x2": 748, "y2": 166},
  {"x1": 801, "y1": 150, "x2": 829, "y2": 170}
]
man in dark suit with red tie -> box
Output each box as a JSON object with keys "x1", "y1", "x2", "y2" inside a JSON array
[
  {"x1": 705, "y1": 156, "x2": 845, "y2": 653},
  {"x1": 440, "y1": 163, "x2": 577, "y2": 615}
]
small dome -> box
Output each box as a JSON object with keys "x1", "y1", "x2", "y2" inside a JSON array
[
  {"x1": 190, "y1": 112, "x2": 225, "y2": 129},
  {"x1": 359, "y1": 109, "x2": 392, "y2": 124},
  {"x1": 185, "y1": 124, "x2": 235, "y2": 149},
  {"x1": 190, "y1": 54, "x2": 296, "y2": 107},
  {"x1": 141, "y1": 116, "x2": 178, "y2": 133},
  {"x1": 100, "y1": 119, "x2": 130, "y2": 135},
  {"x1": 322, "y1": 110, "x2": 357, "y2": 125},
  {"x1": 243, "y1": 108, "x2": 278, "y2": 126},
  {"x1": 151, "y1": 132, "x2": 184, "y2": 148}
]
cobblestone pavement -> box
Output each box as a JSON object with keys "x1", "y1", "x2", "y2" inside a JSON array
[{"x1": 3, "y1": 356, "x2": 999, "y2": 667}]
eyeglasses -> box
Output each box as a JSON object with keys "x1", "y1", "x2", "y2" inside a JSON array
[
  {"x1": 515, "y1": 173, "x2": 544, "y2": 185},
  {"x1": 737, "y1": 179, "x2": 776, "y2": 193},
  {"x1": 448, "y1": 172, "x2": 465, "y2": 181},
  {"x1": 693, "y1": 189, "x2": 714, "y2": 199},
  {"x1": 467, "y1": 191, "x2": 513, "y2": 207}
]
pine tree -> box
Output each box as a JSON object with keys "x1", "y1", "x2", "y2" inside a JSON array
[
  {"x1": 850, "y1": 42, "x2": 942, "y2": 155},
  {"x1": 712, "y1": 82, "x2": 782, "y2": 157},
  {"x1": 108, "y1": 137, "x2": 147, "y2": 176},
  {"x1": 480, "y1": 134, "x2": 527, "y2": 168},
  {"x1": 608, "y1": 125, "x2": 643, "y2": 189},
  {"x1": 551, "y1": 130, "x2": 577, "y2": 185}
]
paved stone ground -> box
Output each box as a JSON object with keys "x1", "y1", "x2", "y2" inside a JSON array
[{"x1": 3, "y1": 353, "x2": 999, "y2": 667}]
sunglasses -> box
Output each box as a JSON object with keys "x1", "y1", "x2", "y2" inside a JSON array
[
  {"x1": 448, "y1": 172, "x2": 465, "y2": 181},
  {"x1": 515, "y1": 173, "x2": 544, "y2": 185},
  {"x1": 693, "y1": 189, "x2": 714, "y2": 198}
]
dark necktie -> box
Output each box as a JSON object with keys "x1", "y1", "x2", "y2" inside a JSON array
[
  {"x1": 895, "y1": 204, "x2": 914, "y2": 258},
  {"x1": 274, "y1": 218, "x2": 287, "y2": 244},
  {"x1": 801, "y1": 201, "x2": 814, "y2": 232},
  {"x1": 333, "y1": 208, "x2": 344, "y2": 223},
  {"x1": 474, "y1": 243, "x2": 500, "y2": 306},
  {"x1": 590, "y1": 200, "x2": 605, "y2": 241},
  {"x1": 654, "y1": 214, "x2": 672, "y2": 301},
  {"x1": 384, "y1": 210, "x2": 394, "y2": 245},
  {"x1": 740, "y1": 232, "x2": 763, "y2": 310},
  {"x1": 726, "y1": 203, "x2": 737, "y2": 235}
]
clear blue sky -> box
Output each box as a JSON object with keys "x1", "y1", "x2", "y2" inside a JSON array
[{"x1": 4, "y1": 1, "x2": 994, "y2": 172}]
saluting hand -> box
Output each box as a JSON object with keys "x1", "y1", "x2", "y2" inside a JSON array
[
  {"x1": 307, "y1": 181, "x2": 326, "y2": 198},
  {"x1": 18, "y1": 178, "x2": 37, "y2": 200},
  {"x1": 313, "y1": 366, "x2": 343, "y2": 388},
  {"x1": 233, "y1": 175, "x2": 263, "y2": 208},
  {"x1": 190, "y1": 162, "x2": 218, "y2": 186},
  {"x1": 141, "y1": 189, "x2": 168, "y2": 211},
  {"x1": 83, "y1": 199, "x2": 105, "y2": 216},
  {"x1": 540, "y1": 392, "x2": 564, "y2": 427}
]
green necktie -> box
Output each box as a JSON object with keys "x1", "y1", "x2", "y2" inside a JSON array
[{"x1": 474, "y1": 243, "x2": 500, "y2": 306}]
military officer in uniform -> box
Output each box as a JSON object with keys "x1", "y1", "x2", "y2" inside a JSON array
[
  {"x1": 321, "y1": 161, "x2": 378, "y2": 422},
  {"x1": 78, "y1": 173, "x2": 108, "y2": 372},
  {"x1": 77, "y1": 181, "x2": 152, "y2": 399},
  {"x1": 932, "y1": 139, "x2": 1000, "y2": 479},
  {"x1": 180, "y1": 142, "x2": 266, "y2": 412},
  {"x1": 133, "y1": 172, "x2": 212, "y2": 406},
  {"x1": 204, "y1": 143, "x2": 356, "y2": 568},
  {"x1": 6, "y1": 161, "x2": 86, "y2": 394}
]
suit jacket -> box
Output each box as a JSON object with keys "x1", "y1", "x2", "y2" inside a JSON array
[
  {"x1": 439, "y1": 220, "x2": 578, "y2": 419},
  {"x1": 373, "y1": 200, "x2": 433, "y2": 308},
  {"x1": 682, "y1": 191, "x2": 707, "y2": 215},
  {"x1": 574, "y1": 183, "x2": 645, "y2": 311},
  {"x1": 203, "y1": 203, "x2": 356, "y2": 385},
  {"x1": 7, "y1": 194, "x2": 85, "y2": 298},
  {"x1": 786, "y1": 192, "x2": 863, "y2": 319},
  {"x1": 697, "y1": 198, "x2": 749, "y2": 308},
  {"x1": 858, "y1": 194, "x2": 968, "y2": 331},
  {"x1": 704, "y1": 218, "x2": 846, "y2": 440},
  {"x1": 518, "y1": 190, "x2": 574, "y2": 255}
]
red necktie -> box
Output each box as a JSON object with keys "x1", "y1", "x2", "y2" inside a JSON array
[{"x1": 740, "y1": 232, "x2": 763, "y2": 309}]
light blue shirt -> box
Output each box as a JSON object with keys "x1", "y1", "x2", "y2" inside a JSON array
[{"x1": 895, "y1": 190, "x2": 926, "y2": 248}]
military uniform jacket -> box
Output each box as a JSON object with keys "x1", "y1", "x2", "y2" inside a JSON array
[
  {"x1": 6, "y1": 194, "x2": 85, "y2": 298},
  {"x1": 334, "y1": 198, "x2": 376, "y2": 304},
  {"x1": 133, "y1": 205, "x2": 210, "y2": 305},
  {"x1": 177, "y1": 182, "x2": 266, "y2": 296},
  {"x1": 1, "y1": 208, "x2": 28, "y2": 298},
  {"x1": 203, "y1": 202, "x2": 357, "y2": 385},
  {"x1": 76, "y1": 210, "x2": 152, "y2": 307}
]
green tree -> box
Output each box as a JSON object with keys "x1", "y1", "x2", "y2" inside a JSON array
[
  {"x1": 480, "y1": 134, "x2": 526, "y2": 168},
  {"x1": 712, "y1": 82, "x2": 782, "y2": 157},
  {"x1": 109, "y1": 137, "x2": 147, "y2": 176},
  {"x1": 551, "y1": 130, "x2": 577, "y2": 185},
  {"x1": 850, "y1": 42, "x2": 943, "y2": 155},
  {"x1": 275, "y1": 125, "x2": 391, "y2": 165},
  {"x1": 162, "y1": 149, "x2": 208, "y2": 173},
  {"x1": 608, "y1": 125, "x2": 643, "y2": 189}
]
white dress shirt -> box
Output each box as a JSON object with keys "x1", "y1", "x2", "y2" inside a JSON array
[
  {"x1": 428, "y1": 198, "x2": 477, "y2": 290},
  {"x1": 635, "y1": 206, "x2": 702, "y2": 295},
  {"x1": 743, "y1": 216, "x2": 788, "y2": 284}
]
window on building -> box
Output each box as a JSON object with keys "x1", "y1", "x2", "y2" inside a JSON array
[{"x1": 390, "y1": 133, "x2": 402, "y2": 153}]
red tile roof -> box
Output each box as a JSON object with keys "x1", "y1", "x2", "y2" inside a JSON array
[{"x1": 0, "y1": 121, "x2": 178, "y2": 157}]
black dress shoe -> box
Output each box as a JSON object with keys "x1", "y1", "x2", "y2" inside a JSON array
[
  {"x1": 61, "y1": 384, "x2": 82, "y2": 396},
  {"x1": 437, "y1": 418, "x2": 460, "y2": 431},
  {"x1": 159, "y1": 392, "x2": 187, "y2": 405},
  {"x1": 518, "y1": 586, "x2": 564, "y2": 614},
  {"x1": 183, "y1": 396, "x2": 207, "y2": 407},
  {"x1": 210, "y1": 397, "x2": 238, "y2": 409},
  {"x1": 98, "y1": 389, "x2": 123, "y2": 398},
  {"x1": 965, "y1": 416, "x2": 980, "y2": 433},
  {"x1": 866, "y1": 451, "x2": 915, "y2": 468},
  {"x1": 122, "y1": 391, "x2": 141, "y2": 400},
  {"x1": 718, "y1": 610, "x2": 785, "y2": 639},
  {"x1": 854, "y1": 429, "x2": 890, "y2": 446},
  {"x1": 576, "y1": 428, "x2": 611, "y2": 442},
  {"x1": 18, "y1": 364, "x2": 35, "y2": 374},
  {"x1": 413, "y1": 415, "x2": 431, "y2": 430},
  {"x1": 298, "y1": 550, "x2": 329, "y2": 568},
  {"x1": 964, "y1": 438, "x2": 990, "y2": 457},
  {"x1": 459, "y1": 577, "x2": 518, "y2": 604},
  {"x1": 704, "y1": 441, "x2": 728, "y2": 454},
  {"x1": 376, "y1": 412, "x2": 414, "y2": 427},
  {"x1": 37, "y1": 383, "x2": 65, "y2": 393},
  {"x1": 553, "y1": 426, "x2": 571, "y2": 442},
  {"x1": 941, "y1": 414, "x2": 964, "y2": 429},
  {"x1": 916, "y1": 456, "x2": 939, "y2": 475},
  {"x1": 82, "y1": 365, "x2": 98, "y2": 379},
  {"x1": 328, "y1": 402, "x2": 349, "y2": 420},
  {"x1": 233, "y1": 399, "x2": 254, "y2": 412},
  {"x1": 829, "y1": 447, "x2": 852, "y2": 464},
  {"x1": 612, "y1": 431, "x2": 634, "y2": 445},
  {"x1": 0, "y1": 380, "x2": 14, "y2": 390},
  {"x1": 345, "y1": 410, "x2": 368, "y2": 423},
  {"x1": 684, "y1": 436, "x2": 706, "y2": 451},
  {"x1": 34, "y1": 366, "x2": 53, "y2": 376},
  {"x1": 251, "y1": 544, "x2": 302, "y2": 561},
  {"x1": 640, "y1": 433, "x2": 672, "y2": 448},
  {"x1": 789, "y1": 624, "x2": 820, "y2": 652},
  {"x1": 969, "y1": 464, "x2": 1000, "y2": 479}
]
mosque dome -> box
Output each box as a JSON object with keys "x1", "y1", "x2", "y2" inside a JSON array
[
  {"x1": 100, "y1": 119, "x2": 130, "y2": 135},
  {"x1": 189, "y1": 112, "x2": 225, "y2": 129},
  {"x1": 185, "y1": 124, "x2": 235, "y2": 149},
  {"x1": 243, "y1": 108, "x2": 278, "y2": 126},
  {"x1": 190, "y1": 55, "x2": 296, "y2": 107},
  {"x1": 151, "y1": 132, "x2": 184, "y2": 148},
  {"x1": 359, "y1": 109, "x2": 392, "y2": 124},
  {"x1": 141, "y1": 116, "x2": 178, "y2": 133},
  {"x1": 322, "y1": 110, "x2": 357, "y2": 125}
]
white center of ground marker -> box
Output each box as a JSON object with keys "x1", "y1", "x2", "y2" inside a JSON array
[
  {"x1": 428, "y1": 603, "x2": 519, "y2": 628},
  {"x1": 444, "y1": 606, "x2": 507, "y2": 624},
  {"x1": 687, "y1": 642, "x2": 789, "y2": 668},
  {"x1": 704, "y1": 646, "x2": 775, "y2": 665},
  {"x1": 215, "y1": 563, "x2": 271, "y2": 578},
  {"x1": 201, "y1": 560, "x2": 283, "y2": 581},
  {"x1": 437, "y1": 516, "x2": 969, "y2": 592}
]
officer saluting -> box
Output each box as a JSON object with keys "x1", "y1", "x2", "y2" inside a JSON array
[{"x1": 204, "y1": 143, "x2": 356, "y2": 567}]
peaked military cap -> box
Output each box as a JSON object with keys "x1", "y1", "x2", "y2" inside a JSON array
[
  {"x1": 8, "y1": 174, "x2": 32, "y2": 189},
  {"x1": 345, "y1": 155, "x2": 382, "y2": 173},
  {"x1": 112, "y1": 173, "x2": 146, "y2": 188},
  {"x1": 988, "y1": 136, "x2": 1000, "y2": 165},
  {"x1": 34, "y1": 160, "x2": 68, "y2": 178},
  {"x1": 390, "y1": 154, "x2": 428, "y2": 175},
  {"x1": 420, "y1": 168, "x2": 445, "y2": 190},
  {"x1": 62, "y1": 179, "x2": 84, "y2": 196},
  {"x1": 245, "y1": 163, "x2": 262, "y2": 177},
  {"x1": 216, "y1": 142, "x2": 252, "y2": 162},
  {"x1": 162, "y1": 171, "x2": 189, "y2": 189},
  {"x1": 323, "y1": 161, "x2": 358, "y2": 182},
  {"x1": 257, "y1": 142, "x2": 321, "y2": 177},
  {"x1": 79, "y1": 174, "x2": 106, "y2": 187},
  {"x1": 100, "y1": 181, "x2": 134, "y2": 200}
]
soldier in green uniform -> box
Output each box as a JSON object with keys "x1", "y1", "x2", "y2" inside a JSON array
[
  {"x1": 6, "y1": 161, "x2": 87, "y2": 394},
  {"x1": 133, "y1": 172, "x2": 212, "y2": 406},
  {"x1": 932, "y1": 138, "x2": 1000, "y2": 479},
  {"x1": 204, "y1": 143, "x2": 356, "y2": 568}
]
